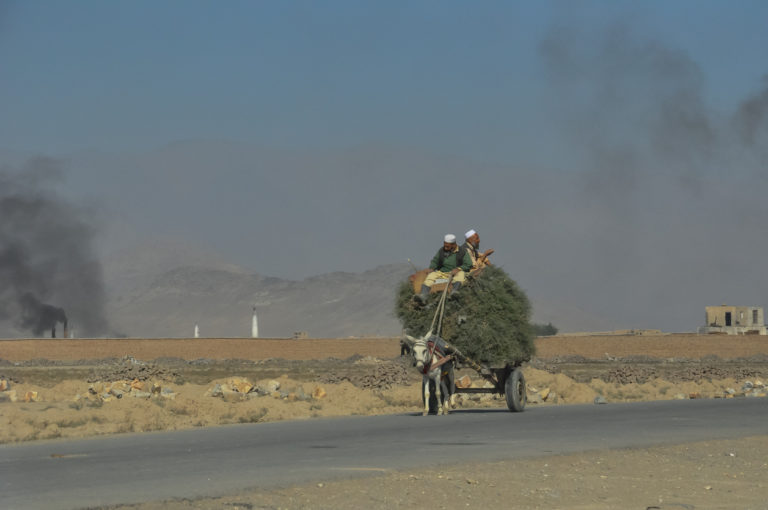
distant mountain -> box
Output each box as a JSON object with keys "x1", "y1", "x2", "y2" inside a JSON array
[
  {"x1": 104, "y1": 259, "x2": 610, "y2": 338},
  {"x1": 106, "y1": 263, "x2": 414, "y2": 338},
  {"x1": 0, "y1": 224, "x2": 609, "y2": 338}
]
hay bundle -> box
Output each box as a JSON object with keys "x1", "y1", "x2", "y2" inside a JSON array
[{"x1": 395, "y1": 266, "x2": 535, "y2": 365}]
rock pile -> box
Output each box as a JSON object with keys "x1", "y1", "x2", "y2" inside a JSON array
[
  {"x1": 76, "y1": 379, "x2": 177, "y2": 402},
  {"x1": 87, "y1": 356, "x2": 182, "y2": 384},
  {"x1": 206, "y1": 377, "x2": 324, "y2": 403},
  {"x1": 0, "y1": 379, "x2": 40, "y2": 403},
  {"x1": 604, "y1": 365, "x2": 657, "y2": 384},
  {"x1": 318, "y1": 358, "x2": 412, "y2": 390},
  {"x1": 598, "y1": 364, "x2": 764, "y2": 385},
  {"x1": 720, "y1": 379, "x2": 767, "y2": 399},
  {"x1": 527, "y1": 385, "x2": 558, "y2": 404},
  {"x1": 670, "y1": 365, "x2": 761, "y2": 383}
]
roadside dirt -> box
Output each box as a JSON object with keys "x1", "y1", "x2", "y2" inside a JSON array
[
  {"x1": 2, "y1": 359, "x2": 765, "y2": 444},
  {"x1": 2, "y1": 334, "x2": 767, "y2": 508},
  {"x1": 2, "y1": 334, "x2": 767, "y2": 444},
  {"x1": 105, "y1": 435, "x2": 768, "y2": 510}
]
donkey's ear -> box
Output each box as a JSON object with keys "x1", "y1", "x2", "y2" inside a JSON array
[{"x1": 402, "y1": 335, "x2": 416, "y2": 347}]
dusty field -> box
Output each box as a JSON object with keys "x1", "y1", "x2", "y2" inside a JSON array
[
  {"x1": 536, "y1": 333, "x2": 768, "y2": 360},
  {"x1": 0, "y1": 337, "x2": 403, "y2": 362},
  {"x1": 2, "y1": 333, "x2": 768, "y2": 508},
  {"x1": 2, "y1": 333, "x2": 768, "y2": 362}
]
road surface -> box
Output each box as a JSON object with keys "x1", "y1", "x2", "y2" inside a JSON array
[{"x1": 2, "y1": 398, "x2": 767, "y2": 509}]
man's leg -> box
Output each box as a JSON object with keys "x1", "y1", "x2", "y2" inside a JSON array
[
  {"x1": 414, "y1": 271, "x2": 445, "y2": 304},
  {"x1": 414, "y1": 285, "x2": 430, "y2": 305},
  {"x1": 449, "y1": 270, "x2": 466, "y2": 300}
]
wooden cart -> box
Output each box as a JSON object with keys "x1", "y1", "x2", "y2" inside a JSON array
[
  {"x1": 401, "y1": 338, "x2": 527, "y2": 413},
  {"x1": 453, "y1": 358, "x2": 526, "y2": 412}
]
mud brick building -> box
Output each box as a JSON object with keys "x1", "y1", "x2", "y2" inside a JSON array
[{"x1": 698, "y1": 305, "x2": 767, "y2": 335}]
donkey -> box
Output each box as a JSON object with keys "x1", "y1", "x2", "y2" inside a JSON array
[{"x1": 404, "y1": 333, "x2": 455, "y2": 415}]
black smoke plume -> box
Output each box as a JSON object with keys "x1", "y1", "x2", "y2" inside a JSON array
[
  {"x1": 19, "y1": 293, "x2": 67, "y2": 336},
  {"x1": 734, "y1": 77, "x2": 768, "y2": 146},
  {"x1": 533, "y1": 21, "x2": 768, "y2": 331},
  {"x1": 0, "y1": 159, "x2": 108, "y2": 337}
]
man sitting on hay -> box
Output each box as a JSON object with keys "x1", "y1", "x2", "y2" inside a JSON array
[{"x1": 412, "y1": 229, "x2": 493, "y2": 306}]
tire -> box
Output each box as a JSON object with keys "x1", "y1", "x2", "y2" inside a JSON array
[{"x1": 504, "y1": 367, "x2": 526, "y2": 412}]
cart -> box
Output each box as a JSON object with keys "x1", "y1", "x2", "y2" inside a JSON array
[
  {"x1": 401, "y1": 269, "x2": 529, "y2": 414},
  {"x1": 401, "y1": 337, "x2": 527, "y2": 413},
  {"x1": 453, "y1": 358, "x2": 526, "y2": 412}
]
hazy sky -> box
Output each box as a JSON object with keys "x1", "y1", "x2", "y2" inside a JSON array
[{"x1": 2, "y1": 1, "x2": 768, "y2": 332}]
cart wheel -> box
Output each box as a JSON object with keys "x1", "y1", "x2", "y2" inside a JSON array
[{"x1": 504, "y1": 367, "x2": 526, "y2": 412}]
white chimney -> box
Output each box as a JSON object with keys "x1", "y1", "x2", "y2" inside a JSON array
[
  {"x1": 251, "y1": 306, "x2": 259, "y2": 338},
  {"x1": 194, "y1": 323, "x2": 200, "y2": 338}
]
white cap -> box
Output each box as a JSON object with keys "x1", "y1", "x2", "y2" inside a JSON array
[
  {"x1": 444, "y1": 234, "x2": 456, "y2": 243},
  {"x1": 465, "y1": 229, "x2": 476, "y2": 239}
]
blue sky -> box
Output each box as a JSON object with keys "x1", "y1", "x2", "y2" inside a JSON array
[
  {"x1": 2, "y1": 1, "x2": 766, "y2": 156},
  {"x1": 2, "y1": 1, "x2": 768, "y2": 332}
]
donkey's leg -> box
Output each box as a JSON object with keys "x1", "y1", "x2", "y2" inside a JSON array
[
  {"x1": 435, "y1": 374, "x2": 444, "y2": 416},
  {"x1": 422, "y1": 377, "x2": 430, "y2": 416},
  {"x1": 446, "y1": 366, "x2": 457, "y2": 409},
  {"x1": 440, "y1": 377, "x2": 450, "y2": 415}
]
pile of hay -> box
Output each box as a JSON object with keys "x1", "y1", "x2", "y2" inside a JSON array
[{"x1": 395, "y1": 266, "x2": 535, "y2": 365}]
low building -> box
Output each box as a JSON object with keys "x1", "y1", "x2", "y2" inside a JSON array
[{"x1": 698, "y1": 305, "x2": 767, "y2": 335}]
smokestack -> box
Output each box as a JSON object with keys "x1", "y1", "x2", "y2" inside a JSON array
[
  {"x1": 19, "y1": 293, "x2": 67, "y2": 338},
  {"x1": 194, "y1": 323, "x2": 200, "y2": 338},
  {"x1": 0, "y1": 160, "x2": 109, "y2": 338},
  {"x1": 251, "y1": 306, "x2": 259, "y2": 338},
  {"x1": 62, "y1": 318, "x2": 68, "y2": 339}
]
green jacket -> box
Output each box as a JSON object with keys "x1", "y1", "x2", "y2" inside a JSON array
[{"x1": 429, "y1": 245, "x2": 473, "y2": 272}]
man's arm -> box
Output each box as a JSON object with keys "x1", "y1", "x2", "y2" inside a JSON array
[
  {"x1": 478, "y1": 248, "x2": 495, "y2": 265},
  {"x1": 459, "y1": 248, "x2": 473, "y2": 272},
  {"x1": 429, "y1": 249, "x2": 440, "y2": 271}
]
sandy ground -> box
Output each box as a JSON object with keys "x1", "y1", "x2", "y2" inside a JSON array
[
  {"x1": 0, "y1": 365, "x2": 764, "y2": 444},
  {"x1": 2, "y1": 334, "x2": 768, "y2": 508}
]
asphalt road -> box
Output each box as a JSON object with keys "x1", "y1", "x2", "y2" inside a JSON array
[{"x1": 2, "y1": 398, "x2": 767, "y2": 510}]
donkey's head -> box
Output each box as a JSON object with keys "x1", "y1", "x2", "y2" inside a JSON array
[{"x1": 409, "y1": 334, "x2": 430, "y2": 370}]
